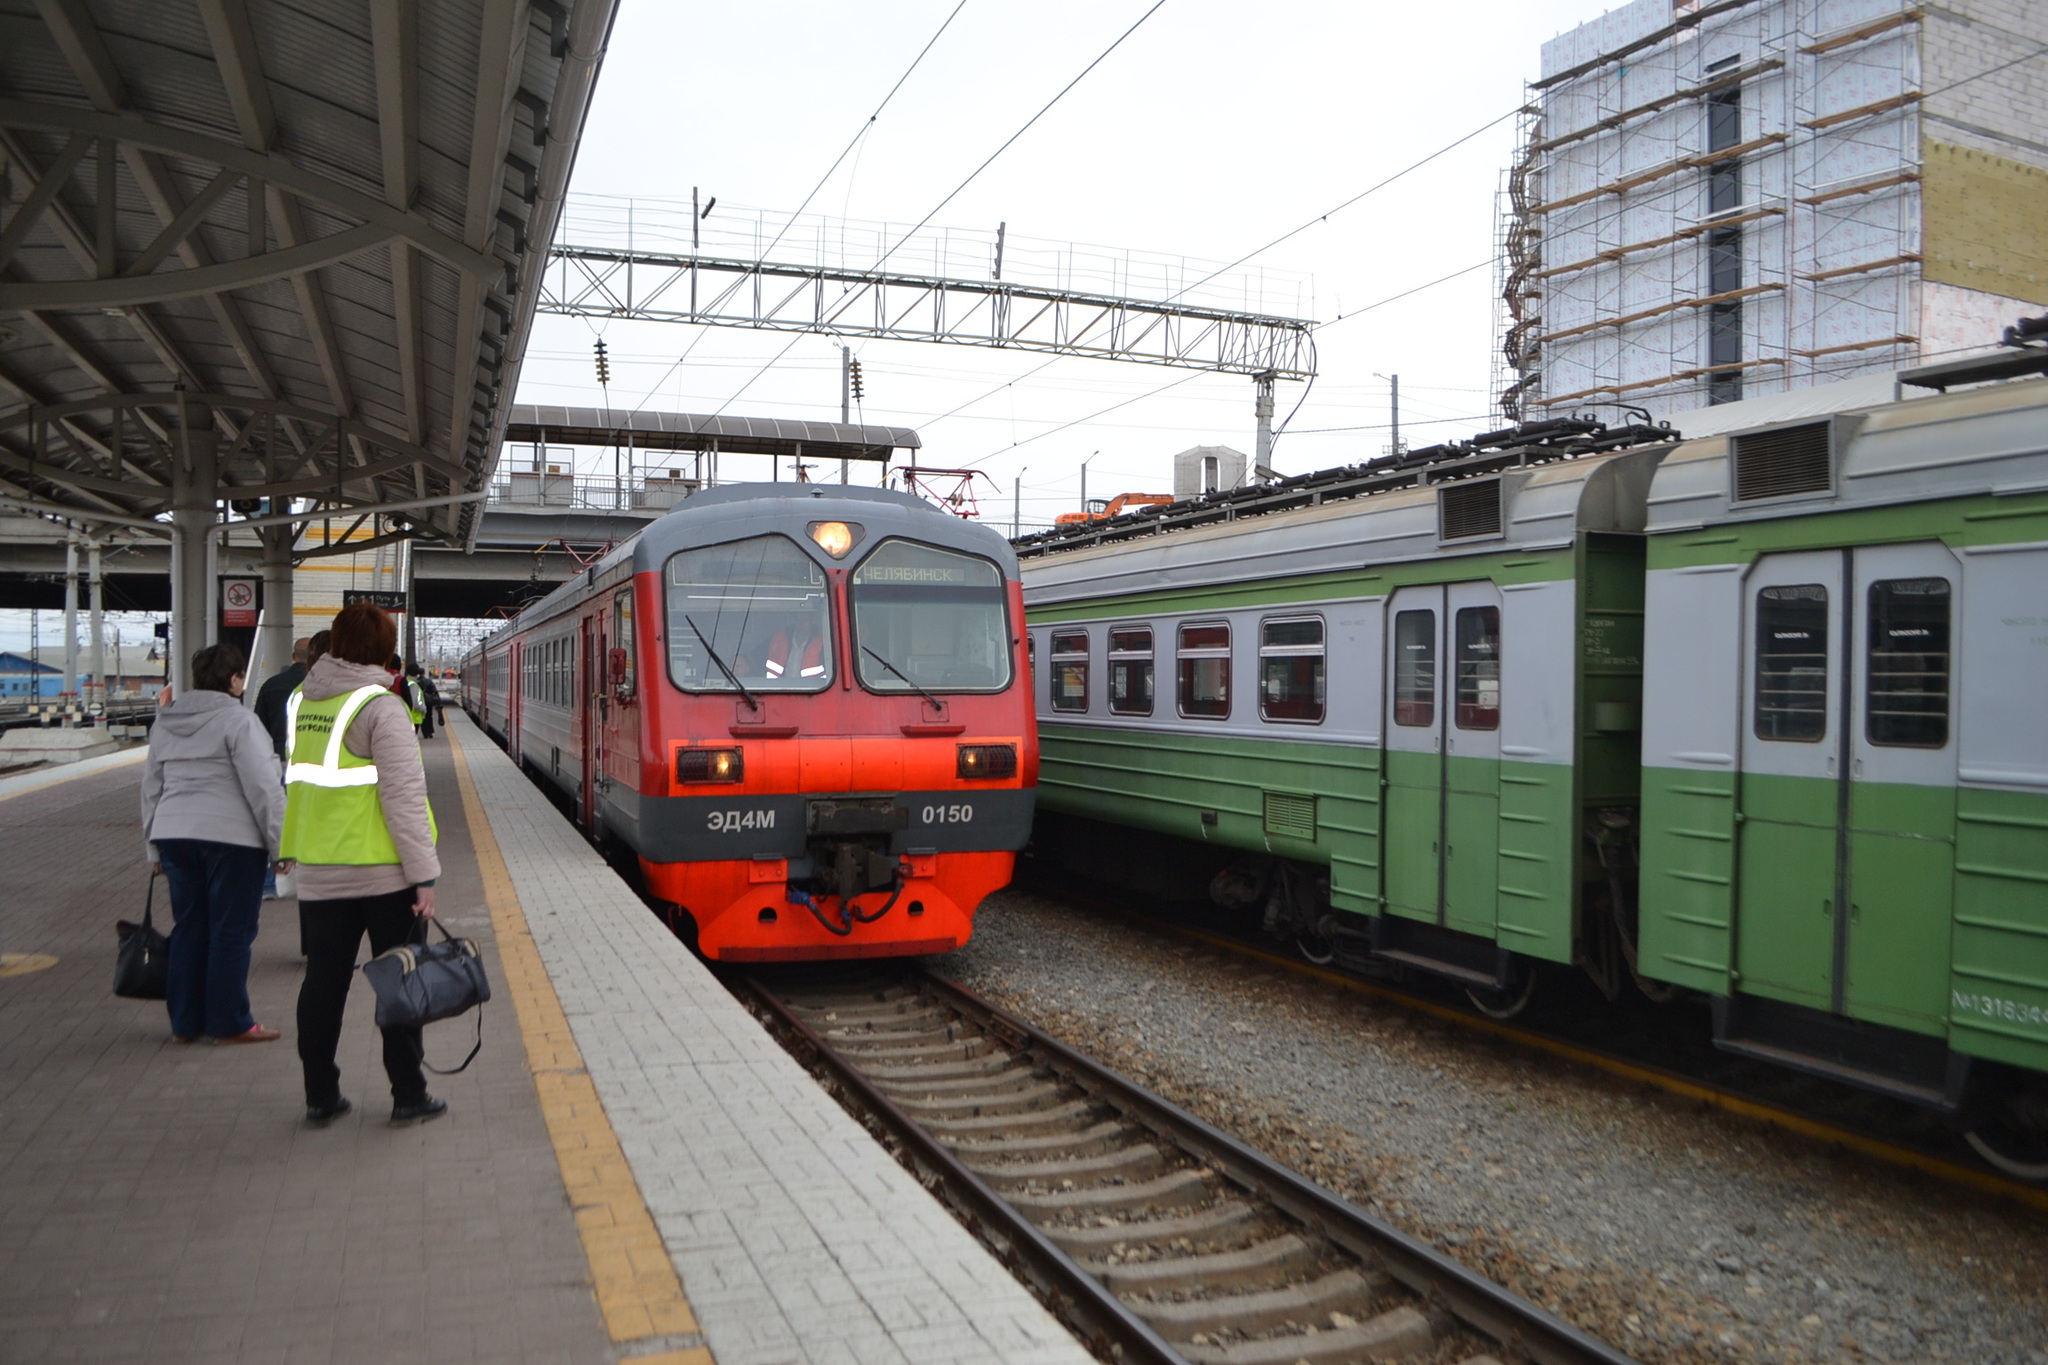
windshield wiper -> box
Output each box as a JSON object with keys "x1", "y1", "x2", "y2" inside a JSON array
[
  {"x1": 861, "y1": 645, "x2": 944, "y2": 711},
  {"x1": 684, "y1": 615, "x2": 759, "y2": 711}
]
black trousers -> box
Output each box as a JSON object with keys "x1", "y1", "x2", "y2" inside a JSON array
[{"x1": 296, "y1": 889, "x2": 428, "y2": 1107}]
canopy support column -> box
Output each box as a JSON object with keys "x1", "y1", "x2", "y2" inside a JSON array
[
  {"x1": 87, "y1": 534, "x2": 104, "y2": 710},
  {"x1": 256, "y1": 521, "x2": 296, "y2": 692},
  {"x1": 62, "y1": 528, "x2": 80, "y2": 708},
  {"x1": 168, "y1": 421, "x2": 220, "y2": 695}
]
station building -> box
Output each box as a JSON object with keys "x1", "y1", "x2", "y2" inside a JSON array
[{"x1": 1499, "y1": 0, "x2": 2048, "y2": 420}]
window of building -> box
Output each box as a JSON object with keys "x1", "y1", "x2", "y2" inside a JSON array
[
  {"x1": 1754, "y1": 585, "x2": 1829, "y2": 741},
  {"x1": 1393, "y1": 609, "x2": 1437, "y2": 727},
  {"x1": 1049, "y1": 631, "x2": 1089, "y2": 712},
  {"x1": 1866, "y1": 578, "x2": 1950, "y2": 748},
  {"x1": 1454, "y1": 606, "x2": 1501, "y2": 730},
  {"x1": 1259, "y1": 617, "x2": 1324, "y2": 723},
  {"x1": 1177, "y1": 622, "x2": 1230, "y2": 718},
  {"x1": 1108, "y1": 626, "x2": 1153, "y2": 716}
]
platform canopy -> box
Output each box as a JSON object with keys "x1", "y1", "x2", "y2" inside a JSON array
[
  {"x1": 505, "y1": 404, "x2": 922, "y2": 463},
  {"x1": 0, "y1": 0, "x2": 619, "y2": 551}
]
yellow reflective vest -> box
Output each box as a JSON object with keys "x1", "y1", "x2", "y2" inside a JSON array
[{"x1": 281, "y1": 684, "x2": 438, "y2": 866}]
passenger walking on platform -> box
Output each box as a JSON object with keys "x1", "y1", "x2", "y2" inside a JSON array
[
  {"x1": 284, "y1": 604, "x2": 445, "y2": 1128},
  {"x1": 253, "y1": 637, "x2": 310, "y2": 760},
  {"x1": 408, "y1": 664, "x2": 438, "y2": 740},
  {"x1": 140, "y1": 642, "x2": 288, "y2": 1045},
  {"x1": 253, "y1": 637, "x2": 310, "y2": 901},
  {"x1": 415, "y1": 667, "x2": 442, "y2": 739}
]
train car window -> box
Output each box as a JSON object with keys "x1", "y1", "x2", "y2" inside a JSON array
[
  {"x1": 1259, "y1": 617, "x2": 1324, "y2": 723},
  {"x1": 1866, "y1": 578, "x2": 1950, "y2": 748},
  {"x1": 1177, "y1": 622, "x2": 1231, "y2": 719},
  {"x1": 1109, "y1": 626, "x2": 1154, "y2": 716},
  {"x1": 1754, "y1": 584, "x2": 1828, "y2": 741},
  {"x1": 666, "y1": 535, "x2": 834, "y2": 694},
  {"x1": 850, "y1": 539, "x2": 1012, "y2": 693},
  {"x1": 1393, "y1": 610, "x2": 1436, "y2": 727},
  {"x1": 1454, "y1": 606, "x2": 1501, "y2": 730},
  {"x1": 1049, "y1": 631, "x2": 1090, "y2": 712}
]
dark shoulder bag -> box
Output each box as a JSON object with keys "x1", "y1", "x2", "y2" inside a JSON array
[
  {"x1": 115, "y1": 874, "x2": 170, "y2": 1000},
  {"x1": 361, "y1": 918, "x2": 491, "y2": 1074}
]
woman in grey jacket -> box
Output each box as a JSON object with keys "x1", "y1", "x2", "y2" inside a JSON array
[{"x1": 140, "y1": 642, "x2": 287, "y2": 1043}]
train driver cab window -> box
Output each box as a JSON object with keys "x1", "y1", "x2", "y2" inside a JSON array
[
  {"x1": 666, "y1": 535, "x2": 834, "y2": 694},
  {"x1": 1454, "y1": 606, "x2": 1501, "y2": 730},
  {"x1": 1393, "y1": 610, "x2": 1436, "y2": 726},
  {"x1": 1754, "y1": 584, "x2": 1828, "y2": 741},
  {"x1": 1867, "y1": 578, "x2": 1950, "y2": 748},
  {"x1": 1259, "y1": 617, "x2": 1324, "y2": 723},
  {"x1": 1177, "y1": 622, "x2": 1231, "y2": 718},
  {"x1": 1048, "y1": 631, "x2": 1089, "y2": 712},
  {"x1": 850, "y1": 539, "x2": 1012, "y2": 693},
  {"x1": 1108, "y1": 627, "x2": 1154, "y2": 716}
]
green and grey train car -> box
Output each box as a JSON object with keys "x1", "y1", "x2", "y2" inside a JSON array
[
  {"x1": 1019, "y1": 429, "x2": 1673, "y2": 1009},
  {"x1": 1636, "y1": 374, "x2": 2048, "y2": 1175}
]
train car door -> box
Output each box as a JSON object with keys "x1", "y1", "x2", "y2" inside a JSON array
[
  {"x1": 1735, "y1": 545, "x2": 1960, "y2": 1027},
  {"x1": 507, "y1": 639, "x2": 524, "y2": 756},
  {"x1": 581, "y1": 613, "x2": 601, "y2": 830},
  {"x1": 1843, "y1": 544, "x2": 1959, "y2": 1032},
  {"x1": 1442, "y1": 583, "x2": 1503, "y2": 939},
  {"x1": 1735, "y1": 551, "x2": 1844, "y2": 1010},
  {"x1": 1383, "y1": 586, "x2": 1445, "y2": 923}
]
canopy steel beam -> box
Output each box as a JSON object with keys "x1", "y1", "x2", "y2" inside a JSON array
[{"x1": 538, "y1": 246, "x2": 1317, "y2": 379}]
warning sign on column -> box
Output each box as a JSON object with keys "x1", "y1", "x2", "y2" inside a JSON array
[{"x1": 220, "y1": 577, "x2": 261, "y2": 628}]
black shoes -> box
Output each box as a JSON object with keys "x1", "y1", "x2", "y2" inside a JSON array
[
  {"x1": 308, "y1": 1095, "x2": 448, "y2": 1126},
  {"x1": 390, "y1": 1095, "x2": 448, "y2": 1126},
  {"x1": 306, "y1": 1096, "x2": 352, "y2": 1126}
]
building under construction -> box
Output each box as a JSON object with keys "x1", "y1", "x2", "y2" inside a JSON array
[{"x1": 1498, "y1": 0, "x2": 2048, "y2": 420}]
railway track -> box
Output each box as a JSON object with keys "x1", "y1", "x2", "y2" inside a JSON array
[
  {"x1": 747, "y1": 968, "x2": 1641, "y2": 1365},
  {"x1": 1021, "y1": 875, "x2": 2048, "y2": 1207}
]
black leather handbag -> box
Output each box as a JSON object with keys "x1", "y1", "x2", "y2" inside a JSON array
[
  {"x1": 361, "y1": 918, "x2": 491, "y2": 1073},
  {"x1": 114, "y1": 875, "x2": 170, "y2": 1000}
]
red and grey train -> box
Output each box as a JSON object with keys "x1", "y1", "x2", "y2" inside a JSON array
[{"x1": 463, "y1": 483, "x2": 1038, "y2": 961}]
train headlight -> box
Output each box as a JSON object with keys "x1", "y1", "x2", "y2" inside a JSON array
[
  {"x1": 807, "y1": 520, "x2": 860, "y2": 558},
  {"x1": 677, "y1": 747, "x2": 744, "y2": 783},
  {"x1": 956, "y1": 744, "x2": 1017, "y2": 780}
]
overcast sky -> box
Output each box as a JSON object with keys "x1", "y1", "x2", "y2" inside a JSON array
[
  {"x1": 517, "y1": 0, "x2": 1606, "y2": 526},
  {"x1": 5, "y1": 0, "x2": 1613, "y2": 657}
]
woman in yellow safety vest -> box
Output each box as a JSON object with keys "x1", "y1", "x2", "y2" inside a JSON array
[{"x1": 281, "y1": 602, "x2": 444, "y2": 1128}]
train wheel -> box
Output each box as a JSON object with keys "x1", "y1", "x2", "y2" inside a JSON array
[
  {"x1": 1295, "y1": 932, "x2": 1336, "y2": 966},
  {"x1": 1465, "y1": 963, "x2": 1537, "y2": 1020},
  {"x1": 1965, "y1": 1125, "x2": 2048, "y2": 1182}
]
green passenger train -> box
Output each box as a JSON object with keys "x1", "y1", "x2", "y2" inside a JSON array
[{"x1": 1015, "y1": 352, "x2": 2048, "y2": 1179}]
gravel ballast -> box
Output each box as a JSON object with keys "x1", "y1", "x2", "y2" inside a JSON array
[{"x1": 944, "y1": 889, "x2": 2048, "y2": 1365}]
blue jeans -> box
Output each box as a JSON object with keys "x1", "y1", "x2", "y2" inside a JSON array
[{"x1": 156, "y1": 839, "x2": 268, "y2": 1039}]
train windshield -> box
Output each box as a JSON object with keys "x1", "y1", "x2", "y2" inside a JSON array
[
  {"x1": 849, "y1": 539, "x2": 1012, "y2": 694},
  {"x1": 665, "y1": 535, "x2": 833, "y2": 693}
]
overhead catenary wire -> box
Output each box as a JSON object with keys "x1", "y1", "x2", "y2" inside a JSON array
[
  {"x1": 705, "y1": 0, "x2": 1171, "y2": 431},
  {"x1": 620, "y1": 1, "x2": 972, "y2": 419}
]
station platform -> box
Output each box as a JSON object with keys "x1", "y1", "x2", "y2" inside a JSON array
[{"x1": 0, "y1": 713, "x2": 1092, "y2": 1365}]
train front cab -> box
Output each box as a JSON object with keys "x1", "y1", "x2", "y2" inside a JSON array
[
  {"x1": 1637, "y1": 381, "x2": 2048, "y2": 1174},
  {"x1": 602, "y1": 489, "x2": 1037, "y2": 962}
]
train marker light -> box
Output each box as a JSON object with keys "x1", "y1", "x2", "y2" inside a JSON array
[
  {"x1": 956, "y1": 744, "x2": 1017, "y2": 780},
  {"x1": 807, "y1": 520, "x2": 859, "y2": 558},
  {"x1": 677, "y1": 747, "x2": 744, "y2": 783}
]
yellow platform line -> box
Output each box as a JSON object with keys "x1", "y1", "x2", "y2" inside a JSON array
[
  {"x1": 447, "y1": 727, "x2": 713, "y2": 1363},
  {"x1": 1139, "y1": 915, "x2": 2048, "y2": 1214}
]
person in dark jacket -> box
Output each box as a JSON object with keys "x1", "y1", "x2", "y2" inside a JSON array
[
  {"x1": 141, "y1": 642, "x2": 288, "y2": 1044},
  {"x1": 253, "y1": 637, "x2": 311, "y2": 760}
]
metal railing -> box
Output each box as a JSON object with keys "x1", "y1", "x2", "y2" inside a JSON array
[{"x1": 487, "y1": 468, "x2": 701, "y2": 513}]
